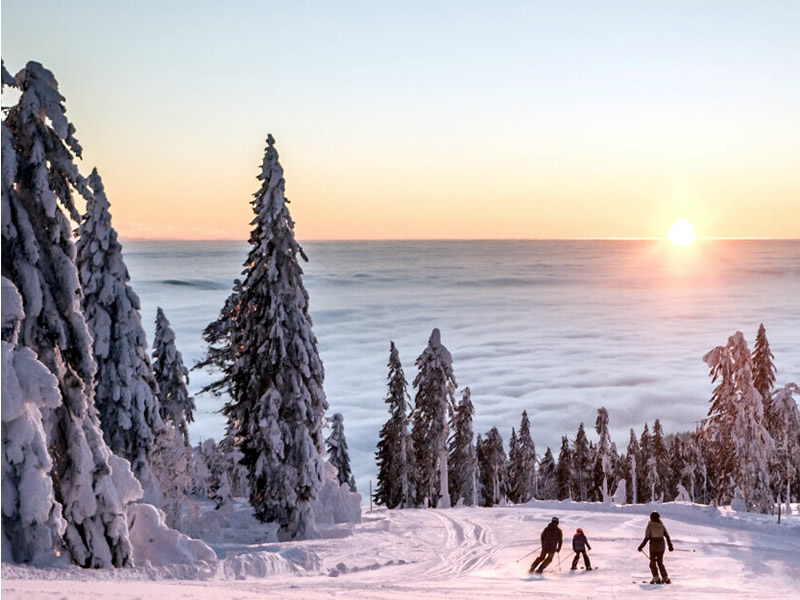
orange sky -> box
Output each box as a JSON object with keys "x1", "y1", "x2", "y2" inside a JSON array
[{"x1": 3, "y1": 2, "x2": 798, "y2": 240}]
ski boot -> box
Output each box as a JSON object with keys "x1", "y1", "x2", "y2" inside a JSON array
[
  {"x1": 570, "y1": 566, "x2": 577, "y2": 571},
  {"x1": 586, "y1": 567, "x2": 592, "y2": 571},
  {"x1": 650, "y1": 577, "x2": 662, "y2": 584},
  {"x1": 663, "y1": 578, "x2": 671, "y2": 584}
]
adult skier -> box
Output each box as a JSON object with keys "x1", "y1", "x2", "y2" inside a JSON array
[
  {"x1": 528, "y1": 517, "x2": 563, "y2": 574},
  {"x1": 637, "y1": 511, "x2": 673, "y2": 584},
  {"x1": 570, "y1": 527, "x2": 592, "y2": 570}
]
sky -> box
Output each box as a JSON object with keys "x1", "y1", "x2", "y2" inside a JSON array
[{"x1": 2, "y1": 1, "x2": 799, "y2": 240}]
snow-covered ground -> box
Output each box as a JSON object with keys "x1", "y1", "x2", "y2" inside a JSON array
[{"x1": 3, "y1": 500, "x2": 799, "y2": 599}]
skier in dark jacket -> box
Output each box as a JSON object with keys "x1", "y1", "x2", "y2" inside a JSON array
[
  {"x1": 637, "y1": 511, "x2": 673, "y2": 584},
  {"x1": 570, "y1": 528, "x2": 592, "y2": 570},
  {"x1": 528, "y1": 517, "x2": 563, "y2": 574}
]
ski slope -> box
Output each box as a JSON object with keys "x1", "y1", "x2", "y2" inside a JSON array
[{"x1": 3, "y1": 501, "x2": 799, "y2": 599}]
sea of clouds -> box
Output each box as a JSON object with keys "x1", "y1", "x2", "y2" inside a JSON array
[{"x1": 124, "y1": 240, "x2": 800, "y2": 494}]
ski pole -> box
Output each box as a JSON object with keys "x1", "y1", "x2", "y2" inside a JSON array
[
  {"x1": 557, "y1": 551, "x2": 562, "y2": 572},
  {"x1": 673, "y1": 549, "x2": 695, "y2": 553},
  {"x1": 639, "y1": 548, "x2": 650, "y2": 560},
  {"x1": 516, "y1": 546, "x2": 540, "y2": 563}
]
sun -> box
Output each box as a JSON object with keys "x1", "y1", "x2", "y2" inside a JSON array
[{"x1": 668, "y1": 218, "x2": 697, "y2": 247}]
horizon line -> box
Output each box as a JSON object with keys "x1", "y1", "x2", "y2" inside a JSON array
[{"x1": 118, "y1": 236, "x2": 800, "y2": 243}]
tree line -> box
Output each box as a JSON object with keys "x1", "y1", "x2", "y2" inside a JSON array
[{"x1": 374, "y1": 325, "x2": 800, "y2": 514}]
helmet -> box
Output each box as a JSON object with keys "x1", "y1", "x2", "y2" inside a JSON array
[
  {"x1": 650, "y1": 511, "x2": 661, "y2": 521},
  {"x1": 551, "y1": 517, "x2": 559, "y2": 525},
  {"x1": 576, "y1": 528, "x2": 584, "y2": 534}
]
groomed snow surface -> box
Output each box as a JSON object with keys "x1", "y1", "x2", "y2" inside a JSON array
[{"x1": 3, "y1": 500, "x2": 799, "y2": 599}]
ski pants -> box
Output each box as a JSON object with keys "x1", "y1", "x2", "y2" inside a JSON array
[
  {"x1": 571, "y1": 550, "x2": 591, "y2": 569},
  {"x1": 530, "y1": 551, "x2": 556, "y2": 573},
  {"x1": 649, "y1": 550, "x2": 668, "y2": 580}
]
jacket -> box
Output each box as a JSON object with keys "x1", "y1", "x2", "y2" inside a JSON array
[
  {"x1": 639, "y1": 519, "x2": 672, "y2": 553},
  {"x1": 541, "y1": 523, "x2": 563, "y2": 552},
  {"x1": 572, "y1": 533, "x2": 591, "y2": 552}
]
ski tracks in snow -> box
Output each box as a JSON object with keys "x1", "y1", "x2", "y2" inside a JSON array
[{"x1": 420, "y1": 510, "x2": 499, "y2": 580}]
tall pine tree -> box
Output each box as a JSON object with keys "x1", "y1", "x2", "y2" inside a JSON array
[
  {"x1": 703, "y1": 331, "x2": 774, "y2": 512},
  {"x1": 637, "y1": 423, "x2": 652, "y2": 503},
  {"x1": 556, "y1": 435, "x2": 573, "y2": 500},
  {"x1": 573, "y1": 423, "x2": 591, "y2": 501},
  {"x1": 411, "y1": 328, "x2": 456, "y2": 508},
  {"x1": 448, "y1": 387, "x2": 478, "y2": 506},
  {"x1": 626, "y1": 429, "x2": 639, "y2": 504},
  {"x1": 514, "y1": 411, "x2": 537, "y2": 502},
  {"x1": 479, "y1": 427, "x2": 507, "y2": 506},
  {"x1": 374, "y1": 342, "x2": 413, "y2": 508},
  {"x1": 752, "y1": 323, "x2": 776, "y2": 422},
  {"x1": 200, "y1": 135, "x2": 328, "y2": 539},
  {"x1": 152, "y1": 308, "x2": 194, "y2": 446},
  {"x1": 594, "y1": 407, "x2": 612, "y2": 502},
  {"x1": 326, "y1": 413, "x2": 356, "y2": 492},
  {"x1": 538, "y1": 447, "x2": 558, "y2": 500},
  {"x1": 651, "y1": 419, "x2": 668, "y2": 500},
  {"x1": 76, "y1": 169, "x2": 163, "y2": 503}
]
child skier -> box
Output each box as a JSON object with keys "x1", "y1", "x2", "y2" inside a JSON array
[
  {"x1": 570, "y1": 528, "x2": 592, "y2": 570},
  {"x1": 637, "y1": 511, "x2": 673, "y2": 584}
]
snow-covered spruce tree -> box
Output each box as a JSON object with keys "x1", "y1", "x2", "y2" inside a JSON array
[
  {"x1": 475, "y1": 434, "x2": 486, "y2": 505},
  {"x1": 637, "y1": 423, "x2": 652, "y2": 503},
  {"x1": 689, "y1": 429, "x2": 713, "y2": 505},
  {"x1": 152, "y1": 307, "x2": 195, "y2": 446},
  {"x1": 703, "y1": 331, "x2": 774, "y2": 512},
  {"x1": 149, "y1": 424, "x2": 193, "y2": 526},
  {"x1": 667, "y1": 437, "x2": 686, "y2": 501},
  {"x1": 411, "y1": 328, "x2": 457, "y2": 508},
  {"x1": 651, "y1": 419, "x2": 668, "y2": 500},
  {"x1": 200, "y1": 135, "x2": 328, "y2": 540},
  {"x1": 506, "y1": 428, "x2": 519, "y2": 503},
  {"x1": 645, "y1": 456, "x2": 660, "y2": 502},
  {"x1": 326, "y1": 413, "x2": 356, "y2": 492},
  {"x1": 767, "y1": 383, "x2": 800, "y2": 512},
  {"x1": 594, "y1": 407, "x2": 612, "y2": 502},
  {"x1": 374, "y1": 342, "x2": 413, "y2": 508},
  {"x1": 572, "y1": 423, "x2": 591, "y2": 501},
  {"x1": 752, "y1": 324, "x2": 776, "y2": 422},
  {"x1": 623, "y1": 430, "x2": 638, "y2": 504},
  {"x1": 197, "y1": 439, "x2": 234, "y2": 509},
  {"x1": 150, "y1": 307, "x2": 196, "y2": 523},
  {"x1": 75, "y1": 169, "x2": 163, "y2": 503},
  {"x1": 513, "y1": 411, "x2": 537, "y2": 503},
  {"x1": 1, "y1": 277, "x2": 66, "y2": 564},
  {"x1": 479, "y1": 427, "x2": 507, "y2": 506},
  {"x1": 448, "y1": 387, "x2": 478, "y2": 506},
  {"x1": 556, "y1": 435, "x2": 573, "y2": 500},
  {"x1": 537, "y1": 447, "x2": 559, "y2": 500},
  {"x1": 2, "y1": 61, "x2": 140, "y2": 567}
]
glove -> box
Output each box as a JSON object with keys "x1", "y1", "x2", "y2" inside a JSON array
[
  {"x1": 668, "y1": 545, "x2": 674, "y2": 552},
  {"x1": 637, "y1": 544, "x2": 645, "y2": 552}
]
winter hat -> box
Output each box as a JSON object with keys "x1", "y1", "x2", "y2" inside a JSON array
[
  {"x1": 650, "y1": 511, "x2": 661, "y2": 521},
  {"x1": 551, "y1": 517, "x2": 559, "y2": 525},
  {"x1": 576, "y1": 528, "x2": 584, "y2": 534}
]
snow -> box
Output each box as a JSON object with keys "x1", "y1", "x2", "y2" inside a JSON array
[
  {"x1": 3, "y1": 500, "x2": 799, "y2": 599},
  {"x1": 126, "y1": 503, "x2": 216, "y2": 566}
]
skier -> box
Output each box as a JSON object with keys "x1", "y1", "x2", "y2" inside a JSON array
[
  {"x1": 570, "y1": 527, "x2": 592, "y2": 570},
  {"x1": 637, "y1": 511, "x2": 673, "y2": 584},
  {"x1": 528, "y1": 517, "x2": 563, "y2": 574}
]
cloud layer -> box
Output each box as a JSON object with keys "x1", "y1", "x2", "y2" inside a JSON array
[{"x1": 124, "y1": 240, "x2": 800, "y2": 494}]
